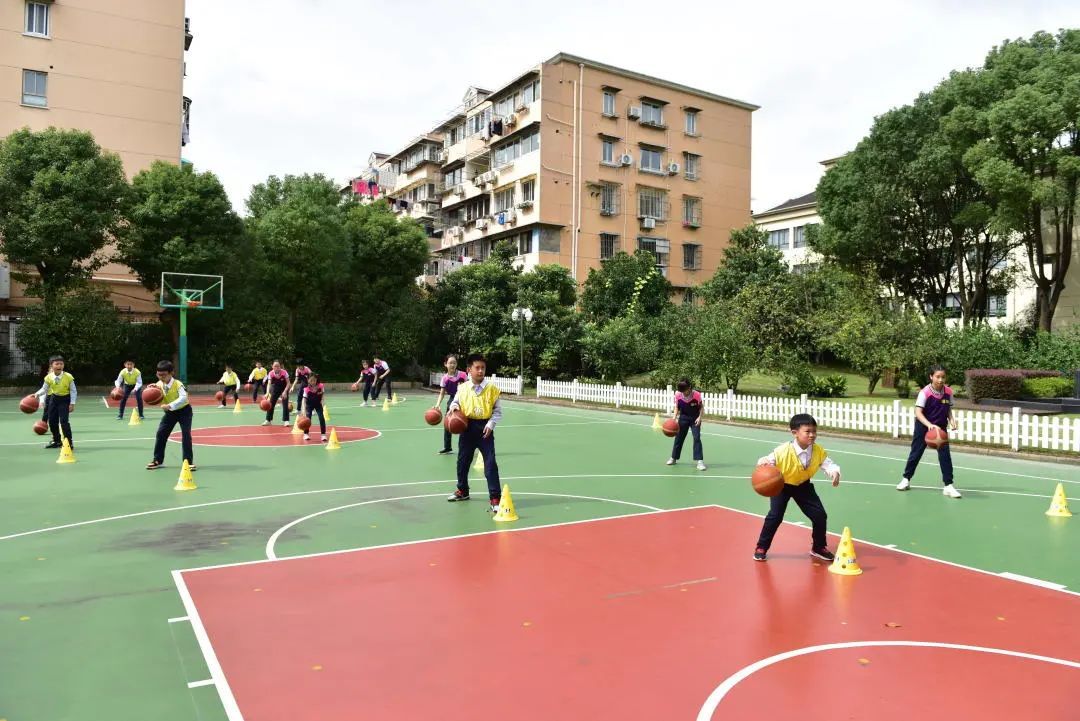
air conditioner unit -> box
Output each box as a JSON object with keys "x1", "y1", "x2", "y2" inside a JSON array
[
  {"x1": 619, "y1": 154, "x2": 633, "y2": 167},
  {"x1": 641, "y1": 217, "x2": 656, "y2": 230},
  {"x1": 515, "y1": 101, "x2": 527, "y2": 113},
  {"x1": 472, "y1": 175, "x2": 484, "y2": 187},
  {"x1": 504, "y1": 114, "x2": 517, "y2": 127},
  {"x1": 452, "y1": 185, "x2": 464, "y2": 195},
  {"x1": 627, "y1": 106, "x2": 642, "y2": 119},
  {"x1": 476, "y1": 220, "x2": 488, "y2": 230},
  {"x1": 438, "y1": 149, "x2": 448, "y2": 163},
  {"x1": 667, "y1": 162, "x2": 680, "y2": 175}
]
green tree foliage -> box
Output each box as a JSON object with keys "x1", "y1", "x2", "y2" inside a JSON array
[
  {"x1": 0, "y1": 128, "x2": 127, "y2": 297},
  {"x1": 497, "y1": 264, "x2": 583, "y2": 379},
  {"x1": 580, "y1": 250, "x2": 672, "y2": 323},
  {"x1": 581, "y1": 315, "x2": 658, "y2": 382},
  {"x1": 16, "y1": 286, "x2": 123, "y2": 379},
  {"x1": 698, "y1": 225, "x2": 786, "y2": 302}
]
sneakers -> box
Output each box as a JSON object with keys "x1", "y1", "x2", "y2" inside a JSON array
[
  {"x1": 116, "y1": 415, "x2": 124, "y2": 421},
  {"x1": 697, "y1": 461, "x2": 707, "y2": 471},
  {"x1": 753, "y1": 548, "x2": 767, "y2": 562},
  {"x1": 45, "y1": 441, "x2": 61, "y2": 449},
  {"x1": 489, "y1": 498, "x2": 501, "y2": 513},
  {"x1": 438, "y1": 448, "x2": 453, "y2": 455},
  {"x1": 447, "y1": 489, "x2": 470, "y2": 502},
  {"x1": 188, "y1": 465, "x2": 198, "y2": 472},
  {"x1": 896, "y1": 477, "x2": 911, "y2": 491},
  {"x1": 261, "y1": 420, "x2": 271, "y2": 427},
  {"x1": 943, "y1": 484, "x2": 962, "y2": 499},
  {"x1": 146, "y1": 460, "x2": 163, "y2": 470},
  {"x1": 303, "y1": 433, "x2": 310, "y2": 441},
  {"x1": 666, "y1": 458, "x2": 676, "y2": 466},
  {"x1": 810, "y1": 547, "x2": 835, "y2": 562},
  {"x1": 282, "y1": 421, "x2": 291, "y2": 427},
  {"x1": 218, "y1": 404, "x2": 227, "y2": 409},
  {"x1": 321, "y1": 434, "x2": 328, "y2": 443}
]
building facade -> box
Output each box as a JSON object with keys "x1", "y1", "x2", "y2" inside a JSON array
[{"x1": 345, "y1": 53, "x2": 757, "y2": 297}]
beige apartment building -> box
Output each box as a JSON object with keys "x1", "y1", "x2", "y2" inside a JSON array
[
  {"x1": 0, "y1": 0, "x2": 190, "y2": 373},
  {"x1": 348, "y1": 53, "x2": 756, "y2": 300}
]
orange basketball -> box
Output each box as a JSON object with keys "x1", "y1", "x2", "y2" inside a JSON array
[
  {"x1": 110, "y1": 387, "x2": 124, "y2": 401},
  {"x1": 751, "y1": 465, "x2": 785, "y2": 497},
  {"x1": 215, "y1": 391, "x2": 224, "y2": 401},
  {"x1": 19, "y1": 395, "x2": 39, "y2": 414},
  {"x1": 350, "y1": 383, "x2": 358, "y2": 392},
  {"x1": 259, "y1": 398, "x2": 272, "y2": 412},
  {"x1": 298, "y1": 416, "x2": 311, "y2": 432},
  {"x1": 424, "y1": 408, "x2": 443, "y2": 426},
  {"x1": 444, "y1": 410, "x2": 468, "y2": 435},
  {"x1": 661, "y1": 418, "x2": 679, "y2": 437},
  {"x1": 926, "y1": 427, "x2": 949, "y2": 449},
  {"x1": 142, "y1": 385, "x2": 164, "y2": 406},
  {"x1": 244, "y1": 383, "x2": 252, "y2": 391},
  {"x1": 33, "y1": 420, "x2": 48, "y2": 435}
]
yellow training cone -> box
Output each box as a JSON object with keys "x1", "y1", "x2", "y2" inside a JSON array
[
  {"x1": 493, "y1": 485, "x2": 519, "y2": 523},
  {"x1": 174, "y1": 460, "x2": 197, "y2": 491},
  {"x1": 324, "y1": 404, "x2": 331, "y2": 422},
  {"x1": 1046, "y1": 483, "x2": 1072, "y2": 518},
  {"x1": 128, "y1": 411, "x2": 142, "y2": 427},
  {"x1": 56, "y1": 436, "x2": 76, "y2": 464},
  {"x1": 828, "y1": 526, "x2": 863, "y2": 575},
  {"x1": 472, "y1": 451, "x2": 484, "y2": 472},
  {"x1": 326, "y1": 428, "x2": 342, "y2": 451},
  {"x1": 652, "y1": 413, "x2": 662, "y2": 432},
  {"x1": 382, "y1": 398, "x2": 391, "y2": 412},
  {"x1": 233, "y1": 398, "x2": 242, "y2": 414},
  {"x1": 392, "y1": 393, "x2": 401, "y2": 405},
  {"x1": 291, "y1": 415, "x2": 303, "y2": 435}
]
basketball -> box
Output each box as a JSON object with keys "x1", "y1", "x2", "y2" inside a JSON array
[
  {"x1": 215, "y1": 391, "x2": 224, "y2": 401},
  {"x1": 350, "y1": 383, "x2": 358, "y2": 392},
  {"x1": 424, "y1": 408, "x2": 443, "y2": 426},
  {"x1": 444, "y1": 410, "x2": 468, "y2": 435},
  {"x1": 926, "y1": 427, "x2": 949, "y2": 449},
  {"x1": 142, "y1": 385, "x2": 164, "y2": 406},
  {"x1": 110, "y1": 387, "x2": 123, "y2": 401},
  {"x1": 33, "y1": 420, "x2": 48, "y2": 435},
  {"x1": 298, "y1": 416, "x2": 311, "y2": 432},
  {"x1": 260, "y1": 398, "x2": 272, "y2": 412},
  {"x1": 244, "y1": 383, "x2": 252, "y2": 391},
  {"x1": 751, "y1": 465, "x2": 785, "y2": 497},
  {"x1": 19, "y1": 395, "x2": 39, "y2": 414},
  {"x1": 661, "y1": 418, "x2": 679, "y2": 437}
]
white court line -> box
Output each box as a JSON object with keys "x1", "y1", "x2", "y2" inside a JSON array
[
  {"x1": 186, "y1": 679, "x2": 214, "y2": 689},
  {"x1": 263, "y1": 492, "x2": 665, "y2": 560},
  {"x1": 168, "y1": 616, "x2": 190, "y2": 624},
  {"x1": 172, "y1": 570, "x2": 243, "y2": 720},
  {"x1": 696, "y1": 640, "x2": 1080, "y2": 721},
  {"x1": 999, "y1": 572, "x2": 1067, "y2": 590}
]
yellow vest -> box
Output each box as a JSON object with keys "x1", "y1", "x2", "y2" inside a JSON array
[
  {"x1": 455, "y1": 382, "x2": 501, "y2": 420},
  {"x1": 120, "y1": 368, "x2": 140, "y2": 385},
  {"x1": 159, "y1": 379, "x2": 189, "y2": 409},
  {"x1": 44, "y1": 372, "x2": 74, "y2": 397},
  {"x1": 220, "y1": 371, "x2": 240, "y2": 386},
  {"x1": 774, "y1": 442, "x2": 827, "y2": 486},
  {"x1": 251, "y1": 367, "x2": 267, "y2": 380}
]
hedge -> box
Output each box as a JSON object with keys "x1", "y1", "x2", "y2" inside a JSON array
[
  {"x1": 1021, "y1": 376, "x2": 1075, "y2": 399},
  {"x1": 966, "y1": 369, "x2": 1063, "y2": 402}
]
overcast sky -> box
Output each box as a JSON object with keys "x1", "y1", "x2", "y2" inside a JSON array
[{"x1": 183, "y1": 0, "x2": 1080, "y2": 215}]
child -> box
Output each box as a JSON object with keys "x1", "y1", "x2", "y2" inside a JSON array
[
  {"x1": 146, "y1": 360, "x2": 195, "y2": 471},
  {"x1": 301, "y1": 373, "x2": 328, "y2": 442},
  {"x1": 292, "y1": 358, "x2": 312, "y2": 412},
  {"x1": 353, "y1": 360, "x2": 377, "y2": 407},
  {"x1": 666, "y1": 378, "x2": 706, "y2": 471},
  {"x1": 897, "y1": 364, "x2": 961, "y2": 498},
  {"x1": 113, "y1": 360, "x2": 144, "y2": 421},
  {"x1": 372, "y1": 355, "x2": 392, "y2": 402},
  {"x1": 262, "y1": 361, "x2": 291, "y2": 427},
  {"x1": 752, "y1": 413, "x2": 841, "y2": 562},
  {"x1": 434, "y1": 354, "x2": 468, "y2": 455},
  {"x1": 217, "y1": 364, "x2": 241, "y2": 408},
  {"x1": 446, "y1": 353, "x2": 503, "y2": 511},
  {"x1": 248, "y1": 361, "x2": 268, "y2": 403},
  {"x1": 33, "y1": 355, "x2": 76, "y2": 450}
]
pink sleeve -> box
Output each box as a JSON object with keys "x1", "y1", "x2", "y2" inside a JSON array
[
  {"x1": 303, "y1": 387, "x2": 310, "y2": 398},
  {"x1": 440, "y1": 374, "x2": 449, "y2": 387},
  {"x1": 692, "y1": 391, "x2": 703, "y2": 403},
  {"x1": 674, "y1": 391, "x2": 685, "y2": 402},
  {"x1": 915, "y1": 387, "x2": 930, "y2": 408}
]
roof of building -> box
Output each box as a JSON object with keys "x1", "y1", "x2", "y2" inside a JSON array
[
  {"x1": 382, "y1": 135, "x2": 444, "y2": 164},
  {"x1": 546, "y1": 52, "x2": 759, "y2": 111},
  {"x1": 754, "y1": 191, "x2": 817, "y2": 217}
]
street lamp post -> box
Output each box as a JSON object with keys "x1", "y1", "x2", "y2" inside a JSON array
[{"x1": 511, "y1": 307, "x2": 533, "y2": 383}]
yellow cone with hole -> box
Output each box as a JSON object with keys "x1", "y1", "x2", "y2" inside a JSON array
[
  {"x1": 128, "y1": 410, "x2": 142, "y2": 426},
  {"x1": 828, "y1": 526, "x2": 862, "y2": 575},
  {"x1": 472, "y1": 451, "x2": 484, "y2": 472},
  {"x1": 1045, "y1": 483, "x2": 1072, "y2": 518},
  {"x1": 233, "y1": 397, "x2": 242, "y2": 414},
  {"x1": 326, "y1": 427, "x2": 341, "y2": 451},
  {"x1": 56, "y1": 436, "x2": 76, "y2": 464},
  {"x1": 382, "y1": 397, "x2": 390, "y2": 412},
  {"x1": 493, "y1": 485, "x2": 518, "y2": 523},
  {"x1": 324, "y1": 404, "x2": 331, "y2": 422},
  {"x1": 652, "y1": 413, "x2": 662, "y2": 432},
  {"x1": 174, "y1": 460, "x2": 197, "y2": 491}
]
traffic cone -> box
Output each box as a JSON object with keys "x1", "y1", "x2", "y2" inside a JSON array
[
  {"x1": 392, "y1": 393, "x2": 401, "y2": 405},
  {"x1": 472, "y1": 451, "x2": 484, "y2": 472},
  {"x1": 382, "y1": 397, "x2": 391, "y2": 412},
  {"x1": 324, "y1": 404, "x2": 331, "y2": 422},
  {"x1": 173, "y1": 460, "x2": 197, "y2": 491},
  {"x1": 128, "y1": 410, "x2": 142, "y2": 427},
  {"x1": 493, "y1": 485, "x2": 519, "y2": 523},
  {"x1": 56, "y1": 436, "x2": 76, "y2": 464},
  {"x1": 1045, "y1": 483, "x2": 1072, "y2": 518},
  {"x1": 828, "y1": 526, "x2": 863, "y2": 576},
  {"x1": 291, "y1": 415, "x2": 303, "y2": 435},
  {"x1": 652, "y1": 413, "x2": 662, "y2": 432},
  {"x1": 326, "y1": 427, "x2": 342, "y2": 451},
  {"x1": 233, "y1": 397, "x2": 242, "y2": 414}
]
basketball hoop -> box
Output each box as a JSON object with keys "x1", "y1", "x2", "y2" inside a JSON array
[{"x1": 186, "y1": 300, "x2": 201, "y2": 309}]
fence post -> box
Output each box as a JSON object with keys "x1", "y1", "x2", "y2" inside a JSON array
[
  {"x1": 1011, "y1": 406, "x2": 1021, "y2": 452},
  {"x1": 517, "y1": 376, "x2": 523, "y2": 395},
  {"x1": 891, "y1": 399, "x2": 902, "y2": 438},
  {"x1": 666, "y1": 384, "x2": 673, "y2": 413},
  {"x1": 799, "y1": 393, "x2": 809, "y2": 415},
  {"x1": 572, "y1": 378, "x2": 578, "y2": 404},
  {"x1": 615, "y1": 381, "x2": 622, "y2": 409},
  {"x1": 536, "y1": 376, "x2": 543, "y2": 398},
  {"x1": 726, "y1": 388, "x2": 734, "y2": 421}
]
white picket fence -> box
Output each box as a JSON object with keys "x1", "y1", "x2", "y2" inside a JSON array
[
  {"x1": 535, "y1": 378, "x2": 1080, "y2": 454},
  {"x1": 428, "y1": 371, "x2": 523, "y2": 395}
]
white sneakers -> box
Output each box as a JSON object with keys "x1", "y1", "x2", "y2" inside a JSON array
[
  {"x1": 303, "y1": 433, "x2": 310, "y2": 441},
  {"x1": 896, "y1": 477, "x2": 911, "y2": 491},
  {"x1": 282, "y1": 421, "x2": 291, "y2": 427},
  {"x1": 261, "y1": 420, "x2": 271, "y2": 426},
  {"x1": 697, "y1": 461, "x2": 707, "y2": 471},
  {"x1": 666, "y1": 458, "x2": 676, "y2": 466},
  {"x1": 943, "y1": 484, "x2": 962, "y2": 499}
]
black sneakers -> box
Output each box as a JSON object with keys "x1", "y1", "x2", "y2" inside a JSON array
[
  {"x1": 753, "y1": 548, "x2": 767, "y2": 562},
  {"x1": 447, "y1": 490, "x2": 470, "y2": 502},
  {"x1": 810, "y1": 547, "x2": 835, "y2": 562}
]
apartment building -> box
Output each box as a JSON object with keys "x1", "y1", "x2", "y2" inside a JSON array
[
  {"x1": 347, "y1": 53, "x2": 757, "y2": 298},
  {"x1": 1, "y1": 0, "x2": 191, "y2": 373}
]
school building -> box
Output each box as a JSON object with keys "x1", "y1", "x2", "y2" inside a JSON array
[{"x1": 343, "y1": 53, "x2": 757, "y2": 303}]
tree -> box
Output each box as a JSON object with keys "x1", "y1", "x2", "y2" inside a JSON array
[
  {"x1": 688, "y1": 300, "x2": 757, "y2": 391},
  {"x1": 580, "y1": 250, "x2": 672, "y2": 323},
  {"x1": 16, "y1": 286, "x2": 124, "y2": 380},
  {"x1": 581, "y1": 315, "x2": 658, "y2": 382},
  {"x1": 0, "y1": 128, "x2": 127, "y2": 298},
  {"x1": 698, "y1": 225, "x2": 786, "y2": 302},
  {"x1": 498, "y1": 264, "x2": 583, "y2": 379}
]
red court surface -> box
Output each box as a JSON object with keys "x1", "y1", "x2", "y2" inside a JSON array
[
  {"x1": 170, "y1": 425, "x2": 379, "y2": 447},
  {"x1": 177, "y1": 507, "x2": 1080, "y2": 721}
]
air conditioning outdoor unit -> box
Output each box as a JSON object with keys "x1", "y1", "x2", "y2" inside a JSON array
[
  {"x1": 641, "y1": 217, "x2": 656, "y2": 230},
  {"x1": 504, "y1": 114, "x2": 517, "y2": 127},
  {"x1": 667, "y1": 163, "x2": 680, "y2": 175},
  {"x1": 619, "y1": 154, "x2": 633, "y2": 166},
  {"x1": 627, "y1": 106, "x2": 642, "y2": 119},
  {"x1": 476, "y1": 220, "x2": 488, "y2": 230}
]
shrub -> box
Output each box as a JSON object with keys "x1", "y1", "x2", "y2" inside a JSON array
[
  {"x1": 1022, "y1": 376, "x2": 1074, "y2": 399},
  {"x1": 815, "y1": 374, "x2": 848, "y2": 398},
  {"x1": 964, "y1": 369, "x2": 1059, "y2": 402},
  {"x1": 1024, "y1": 327, "x2": 1080, "y2": 373},
  {"x1": 782, "y1": 369, "x2": 847, "y2": 398}
]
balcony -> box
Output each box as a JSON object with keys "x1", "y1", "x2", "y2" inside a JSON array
[
  {"x1": 184, "y1": 17, "x2": 193, "y2": 50},
  {"x1": 181, "y1": 96, "x2": 191, "y2": 146}
]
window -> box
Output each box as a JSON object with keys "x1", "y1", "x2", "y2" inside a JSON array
[
  {"x1": 492, "y1": 128, "x2": 539, "y2": 169},
  {"x1": 685, "y1": 110, "x2": 698, "y2": 135},
  {"x1": 683, "y1": 288, "x2": 696, "y2": 305},
  {"x1": 521, "y1": 179, "x2": 535, "y2": 203},
  {"x1": 640, "y1": 147, "x2": 662, "y2": 173},
  {"x1": 467, "y1": 108, "x2": 491, "y2": 137},
  {"x1": 682, "y1": 197, "x2": 702, "y2": 227},
  {"x1": 25, "y1": 2, "x2": 49, "y2": 36},
  {"x1": 989, "y1": 295, "x2": 1007, "y2": 318},
  {"x1": 793, "y1": 225, "x2": 807, "y2": 248},
  {"x1": 521, "y1": 80, "x2": 539, "y2": 106},
  {"x1": 682, "y1": 243, "x2": 701, "y2": 270},
  {"x1": 21, "y1": 70, "x2": 47, "y2": 107},
  {"x1": 444, "y1": 167, "x2": 464, "y2": 189},
  {"x1": 494, "y1": 186, "x2": 515, "y2": 213},
  {"x1": 515, "y1": 231, "x2": 534, "y2": 255},
  {"x1": 637, "y1": 187, "x2": 667, "y2": 220},
  {"x1": 767, "y1": 229, "x2": 789, "y2": 250},
  {"x1": 600, "y1": 233, "x2": 619, "y2": 260},
  {"x1": 602, "y1": 139, "x2": 616, "y2": 164},
  {"x1": 494, "y1": 95, "x2": 515, "y2": 118},
  {"x1": 641, "y1": 101, "x2": 664, "y2": 126},
  {"x1": 683, "y1": 152, "x2": 700, "y2": 180},
  {"x1": 638, "y1": 236, "x2": 670, "y2": 272},
  {"x1": 793, "y1": 263, "x2": 819, "y2": 275},
  {"x1": 603, "y1": 91, "x2": 616, "y2": 116},
  {"x1": 600, "y1": 183, "x2": 620, "y2": 215}
]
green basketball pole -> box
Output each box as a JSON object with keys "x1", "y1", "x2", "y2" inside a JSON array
[{"x1": 179, "y1": 303, "x2": 188, "y2": 384}]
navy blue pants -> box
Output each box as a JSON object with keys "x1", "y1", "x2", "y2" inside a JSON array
[
  {"x1": 119, "y1": 384, "x2": 143, "y2": 418},
  {"x1": 153, "y1": 404, "x2": 193, "y2": 465},
  {"x1": 266, "y1": 385, "x2": 290, "y2": 422},
  {"x1": 47, "y1": 394, "x2": 73, "y2": 445},
  {"x1": 220, "y1": 384, "x2": 240, "y2": 404},
  {"x1": 250, "y1": 379, "x2": 265, "y2": 403},
  {"x1": 306, "y1": 402, "x2": 326, "y2": 435},
  {"x1": 363, "y1": 379, "x2": 374, "y2": 402},
  {"x1": 442, "y1": 398, "x2": 454, "y2": 452},
  {"x1": 755, "y1": 482, "x2": 828, "y2": 551},
  {"x1": 373, "y1": 375, "x2": 392, "y2": 401},
  {"x1": 671, "y1": 415, "x2": 703, "y2": 461},
  {"x1": 456, "y1": 419, "x2": 501, "y2": 500},
  {"x1": 903, "y1": 423, "x2": 954, "y2": 485}
]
